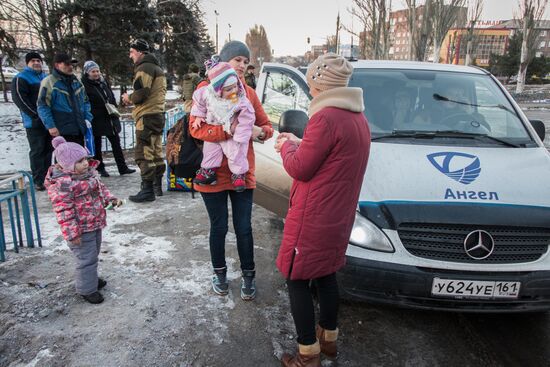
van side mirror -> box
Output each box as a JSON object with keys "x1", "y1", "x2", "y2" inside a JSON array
[
  {"x1": 529, "y1": 120, "x2": 546, "y2": 141},
  {"x1": 279, "y1": 110, "x2": 309, "y2": 139}
]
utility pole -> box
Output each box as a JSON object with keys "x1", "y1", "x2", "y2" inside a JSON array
[
  {"x1": 335, "y1": 11, "x2": 340, "y2": 54},
  {"x1": 228, "y1": 23, "x2": 232, "y2": 42},
  {"x1": 214, "y1": 10, "x2": 219, "y2": 54}
]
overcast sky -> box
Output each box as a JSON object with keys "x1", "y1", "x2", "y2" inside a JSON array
[{"x1": 201, "y1": 0, "x2": 550, "y2": 56}]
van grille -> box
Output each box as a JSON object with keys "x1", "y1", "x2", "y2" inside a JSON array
[{"x1": 398, "y1": 223, "x2": 550, "y2": 264}]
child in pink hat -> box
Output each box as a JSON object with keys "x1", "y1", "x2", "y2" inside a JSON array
[
  {"x1": 190, "y1": 61, "x2": 255, "y2": 191},
  {"x1": 45, "y1": 136, "x2": 121, "y2": 304}
]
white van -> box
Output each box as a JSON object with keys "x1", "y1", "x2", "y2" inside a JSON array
[{"x1": 252, "y1": 60, "x2": 550, "y2": 312}]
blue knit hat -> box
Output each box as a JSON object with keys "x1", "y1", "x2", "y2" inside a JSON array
[{"x1": 83, "y1": 60, "x2": 100, "y2": 75}]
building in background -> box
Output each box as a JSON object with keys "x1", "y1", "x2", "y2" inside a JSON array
[
  {"x1": 440, "y1": 19, "x2": 550, "y2": 67},
  {"x1": 388, "y1": 5, "x2": 467, "y2": 61},
  {"x1": 494, "y1": 19, "x2": 550, "y2": 58},
  {"x1": 440, "y1": 27, "x2": 511, "y2": 66}
]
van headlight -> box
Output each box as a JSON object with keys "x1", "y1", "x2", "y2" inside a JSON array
[{"x1": 349, "y1": 212, "x2": 395, "y2": 253}]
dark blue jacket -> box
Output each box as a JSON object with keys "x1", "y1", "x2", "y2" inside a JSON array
[
  {"x1": 11, "y1": 67, "x2": 47, "y2": 129},
  {"x1": 37, "y1": 69, "x2": 93, "y2": 136}
]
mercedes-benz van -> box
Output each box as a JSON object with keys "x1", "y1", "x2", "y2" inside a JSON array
[{"x1": 252, "y1": 60, "x2": 550, "y2": 312}]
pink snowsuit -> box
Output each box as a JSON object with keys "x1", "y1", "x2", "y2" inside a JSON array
[
  {"x1": 190, "y1": 86, "x2": 256, "y2": 175},
  {"x1": 45, "y1": 160, "x2": 116, "y2": 242}
]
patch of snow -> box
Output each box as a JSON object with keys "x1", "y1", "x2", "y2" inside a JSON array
[
  {"x1": 16, "y1": 348, "x2": 54, "y2": 367},
  {"x1": 166, "y1": 90, "x2": 181, "y2": 101},
  {"x1": 0, "y1": 102, "x2": 30, "y2": 174}
]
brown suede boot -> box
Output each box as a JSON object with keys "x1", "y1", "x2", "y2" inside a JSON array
[
  {"x1": 316, "y1": 325, "x2": 338, "y2": 359},
  {"x1": 281, "y1": 341, "x2": 321, "y2": 367}
]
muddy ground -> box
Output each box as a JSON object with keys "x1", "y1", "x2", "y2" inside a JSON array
[{"x1": 2, "y1": 104, "x2": 550, "y2": 366}]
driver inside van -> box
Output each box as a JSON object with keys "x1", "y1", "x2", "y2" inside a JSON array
[{"x1": 412, "y1": 80, "x2": 489, "y2": 133}]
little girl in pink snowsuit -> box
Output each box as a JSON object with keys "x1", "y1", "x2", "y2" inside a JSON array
[
  {"x1": 45, "y1": 136, "x2": 121, "y2": 304},
  {"x1": 190, "y1": 61, "x2": 255, "y2": 191}
]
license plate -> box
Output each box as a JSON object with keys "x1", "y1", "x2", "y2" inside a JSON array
[{"x1": 431, "y1": 278, "x2": 521, "y2": 299}]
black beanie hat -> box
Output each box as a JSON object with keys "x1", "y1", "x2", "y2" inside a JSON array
[
  {"x1": 188, "y1": 63, "x2": 199, "y2": 73},
  {"x1": 25, "y1": 52, "x2": 43, "y2": 64},
  {"x1": 130, "y1": 39, "x2": 149, "y2": 53}
]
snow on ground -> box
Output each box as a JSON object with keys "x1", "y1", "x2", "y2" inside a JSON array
[
  {"x1": 0, "y1": 102, "x2": 31, "y2": 174},
  {"x1": 0, "y1": 99, "x2": 300, "y2": 366}
]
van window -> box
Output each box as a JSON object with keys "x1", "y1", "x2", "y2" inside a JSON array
[
  {"x1": 263, "y1": 71, "x2": 310, "y2": 129},
  {"x1": 349, "y1": 69, "x2": 532, "y2": 145}
]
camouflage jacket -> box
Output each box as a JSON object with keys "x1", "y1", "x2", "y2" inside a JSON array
[{"x1": 130, "y1": 53, "x2": 167, "y2": 122}]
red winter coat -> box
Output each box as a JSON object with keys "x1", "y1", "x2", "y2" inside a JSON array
[
  {"x1": 276, "y1": 101, "x2": 371, "y2": 280},
  {"x1": 45, "y1": 160, "x2": 116, "y2": 241}
]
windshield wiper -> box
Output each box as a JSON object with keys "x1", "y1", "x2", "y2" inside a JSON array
[
  {"x1": 371, "y1": 130, "x2": 435, "y2": 141},
  {"x1": 433, "y1": 93, "x2": 516, "y2": 114},
  {"x1": 372, "y1": 129, "x2": 521, "y2": 147},
  {"x1": 431, "y1": 130, "x2": 521, "y2": 147}
]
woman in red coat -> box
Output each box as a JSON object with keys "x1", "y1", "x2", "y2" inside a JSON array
[{"x1": 275, "y1": 53, "x2": 371, "y2": 366}]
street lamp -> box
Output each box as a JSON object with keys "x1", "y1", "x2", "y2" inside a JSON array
[
  {"x1": 214, "y1": 10, "x2": 219, "y2": 54},
  {"x1": 228, "y1": 23, "x2": 232, "y2": 42}
]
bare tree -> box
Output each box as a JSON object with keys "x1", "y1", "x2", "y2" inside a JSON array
[
  {"x1": 404, "y1": 0, "x2": 417, "y2": 60},
  {"x1": 347, "y1": 0, "x2": 391, "y2": 60},
  {"x1": 416, "y1": 0, "x2": 434, "y2": 61},
  {"x1": 0, "y1": 20, "x2": 18, "y2": 102},
  {"x1": 516, "y1": 0, "x2": 548, "y2": 93},
  {"x1": 431, "y1": 0, "x2": 468, "y2": 63},
  {"x1": 245, "y1": 24, "x2": 272, "y2": 68},
  {"x1": 404, "y1": 0, "x2": 436, "y2": 61},
  {"x1": 465, "y1": 0, "x2": 484, "y2": 66},
  {"x1": 2, "y1": 0, "x2": 65, "y2": 65}
]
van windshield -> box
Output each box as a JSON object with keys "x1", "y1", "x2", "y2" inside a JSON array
[{"x1": 348, "y1": 69, "x2": 533, "y2": 146}]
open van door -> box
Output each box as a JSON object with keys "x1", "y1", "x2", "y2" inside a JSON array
[{"x1": 252, "y1": 63, "x2": 312, "y2": 217}]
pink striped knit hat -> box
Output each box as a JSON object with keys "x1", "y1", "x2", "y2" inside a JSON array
[{"x1": 208, "y1": 62, "x2": 240, "y2": 96}]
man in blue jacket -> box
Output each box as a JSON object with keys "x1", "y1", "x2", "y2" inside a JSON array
[
  {"x1": 11, "y1": 52, "x2": 49, "y2": 191},
  {"x1": 37, "y1": 52, "x2": 93, "y2": 147}
]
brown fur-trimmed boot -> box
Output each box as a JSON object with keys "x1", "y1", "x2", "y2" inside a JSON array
[
  {"x1": 316, "y1": 325, "x2": 338, "y2": 359},
  {"x1": 281, "y1": 341, "x2": 321, "y2": 367}
]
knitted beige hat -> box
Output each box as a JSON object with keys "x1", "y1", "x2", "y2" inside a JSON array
[{"x1": 306, "y1": 53, "x2": 353, "y2": 91}]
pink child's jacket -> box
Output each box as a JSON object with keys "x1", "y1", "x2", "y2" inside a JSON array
[
  {"x1": 45, "y1": 160, "x2": 116, "y2": 242},
  {"x1": 190, "y1": 86, "x2": 255, "y2": 144}
]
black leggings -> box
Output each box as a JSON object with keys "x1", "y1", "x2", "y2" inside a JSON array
[{"x1": 286, "y1": 272, "x2": 339, "y2": 345}]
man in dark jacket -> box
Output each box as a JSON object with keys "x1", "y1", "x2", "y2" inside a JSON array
[
  {"x1": 37, "y1": 52, "x2": 93, "y2": 146},
  {"x1": 122, "y1": 39, "x2": 167, "y2": 202},
  {"x1": 11, "y1": 52, "x2": 50, "y2": 190},
  {"x1": 81, "y1": 60, "x2": 135, "y2": 177},
  {"x1": 182, "y1": 63, "x2": 201, "y2": 113}
]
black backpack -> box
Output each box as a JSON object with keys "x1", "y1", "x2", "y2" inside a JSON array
[
  {"x1": 173, "y1": 114, "x2": 203, "y2": 179},
  {"x1": 166, "y1": 114, "x2": 202, "y2": 184}
]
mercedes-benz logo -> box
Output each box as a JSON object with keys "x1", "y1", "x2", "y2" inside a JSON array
[{"x1": 464, "y1": 230, "x2": 495, "y2": 260}]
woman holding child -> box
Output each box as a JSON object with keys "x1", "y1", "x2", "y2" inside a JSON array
[{"x1": 190, "y1": 41, "x2": 273, "y2": 301}]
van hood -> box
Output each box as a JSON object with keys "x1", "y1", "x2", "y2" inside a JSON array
[{"x1": 358, "y1": 143, "x2": 550, "y2": 229}]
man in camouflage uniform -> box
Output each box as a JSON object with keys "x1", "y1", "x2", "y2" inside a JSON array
[
  {"x1": 181, "y1": 63, "x2": 202, "y2": 113},
  {"x1": 122, "y1": 39, "x2": 167, "y2": 203}
]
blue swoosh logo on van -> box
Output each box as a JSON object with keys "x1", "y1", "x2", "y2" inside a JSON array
[{"x1": 427, "y1": 152, "x2": 481, "y2": 185}]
